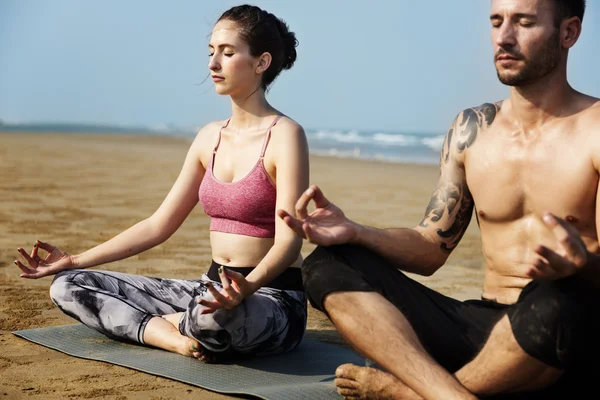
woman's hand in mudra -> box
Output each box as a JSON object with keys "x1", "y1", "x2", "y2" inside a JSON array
[
  {"x1": 15, "y1": 240, "x2": 74, "y2": 279},
  {"x1": 198, "y1": 267, "x2": 251, "y2": 314}
]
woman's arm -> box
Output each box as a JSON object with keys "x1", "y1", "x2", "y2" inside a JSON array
[
  {"x1": 72, "y1": 125, "x2": 214, "y2": 269},
  {"x1": 242, "y1": 119, "x2": 310, "y2": 295},
  {"x1": 17, "y1": 123, "x2": 218, "y2": 278}
]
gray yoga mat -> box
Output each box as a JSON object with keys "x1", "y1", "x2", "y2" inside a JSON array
[{"x1": 13, "y1": 324, "x2": 365, "y2": 400}]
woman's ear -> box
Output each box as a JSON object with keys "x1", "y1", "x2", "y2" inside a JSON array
[{"x1": 256, "y1": 52, "x2": 272, "y2": 74}]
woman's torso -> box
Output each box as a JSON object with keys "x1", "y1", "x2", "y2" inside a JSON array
[{"x1": 199, "y1": 116, "x2": 302, "y2": 269}]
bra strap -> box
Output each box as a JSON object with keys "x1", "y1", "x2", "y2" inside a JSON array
[
  {"x1": 259, "y1": 115, "x2": 283, "y2": 158},
  {"x1": 213, "y1": 118, "x2": 231, "y2": 154}
]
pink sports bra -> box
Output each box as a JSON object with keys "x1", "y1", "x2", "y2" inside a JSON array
[{"x1": 198, "y1": 116, "x2": 282, "y2": 238}]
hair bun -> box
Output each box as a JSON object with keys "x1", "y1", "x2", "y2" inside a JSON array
[
  {"x1": 281, "y1": 30, "x2": 298, "y2": 70},
  {"x1": 217, "y1": 5, "x2": 298, "y2": 89}
]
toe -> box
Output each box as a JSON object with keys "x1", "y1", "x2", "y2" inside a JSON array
[
  {"x1": 336, "y1": 363, "x2": 360, "y2": 378},
  {"x1": 337, "y1": 387, "x2": 360, "y2": 399},
  {"x1": 334, "y1": 377, "x2": 359, "y2": 389}
]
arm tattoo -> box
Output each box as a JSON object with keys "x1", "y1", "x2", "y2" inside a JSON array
[
  {"x1": 441, "y1": 125, "x2": 454, "y2": 164},
  {"x1": 419, "y1": 179, "x2": 474, "y2": 253},
  {"x1": 436, "y1": 183, "x2": 474, "y2": 252},
  {"x1": 422, "y1": 102, "x2": 501, "y2": 252},
  {"x1": 456, "y1": 102, "x2": 500, "y2": 153}
]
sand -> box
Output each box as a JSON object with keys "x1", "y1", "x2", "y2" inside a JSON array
[{"x1": 0, "y1": 132, "x2": 484, "y2": 399}]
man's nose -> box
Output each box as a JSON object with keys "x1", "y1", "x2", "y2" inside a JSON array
[{"x1": 495, "y1": 22, "x2": 517, "y2": 48}]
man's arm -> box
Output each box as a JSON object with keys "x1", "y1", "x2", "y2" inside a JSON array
[
  {"x1": 577, "y1": 105, "x2": 600, "y2": 286},
  {"x1": 352, "y1": 104, "x2": 500, "y2": 276},
  {"x1": 579, "y1": 124, "x2": 600, "y2": 287}
]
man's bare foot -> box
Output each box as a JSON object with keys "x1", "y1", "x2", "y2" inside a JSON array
[{"x1": 334, "y1": 363, "x2": 421, "y2": 400}]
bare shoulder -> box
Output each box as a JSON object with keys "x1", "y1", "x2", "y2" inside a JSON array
[
  {"x1": 194, "y1": 120, "x2": 226, "y2": 142},
  {"x1": 573, "y1": 96, "x2": 600, "y2": 140},
  {"x1": 441, "y1": 101, "x2": 504, "y2": 164},
  {"x1": 455, "y1": 101, "x2": 503, "y2": 135},
  {"x1": 188, "y1": 120, "x2": 227, "y2": 161},
  {"x1": 581, "y1": 97, "x2": 600, "y2": 121},
  {"x1": 579, "y1": 98, "x2": 600, "y2": 169},
  {"x1": 269, "y1": 116, "x2": 308, "y2": 148},
  {"x1": 271, "y1": 116, "x2": 306, "y2": 136}
]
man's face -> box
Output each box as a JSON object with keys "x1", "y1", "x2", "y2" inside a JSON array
[{"x1": 490, "y1": 0, "x2": 563, "y2": 86}]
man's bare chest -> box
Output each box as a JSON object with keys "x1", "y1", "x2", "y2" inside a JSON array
[{"x1": 464, "y1": 132, "x2": 597, "y2": 223}]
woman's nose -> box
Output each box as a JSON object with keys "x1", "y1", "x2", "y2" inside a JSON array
[{"x1": 208, "y1": 55, "x2": 220, "y2": 71}]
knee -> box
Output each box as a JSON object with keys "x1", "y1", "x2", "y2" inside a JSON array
[
  {"x1": 302, "y1": 245, "x2": 335, "y2": 271},
  {"x1": 509, "y1": 279, "x2": 590, "y2": 368},
  {"x1": 302, "y1": 245, "x2": 350, "y2": 289},
  {"x1": 48, "y1": 270, "x2": 77, "y2": 305},
  {"x1": 181, "y1": 302, "x2": 227, "y2": 336},
  {"x1": 301, "y1": 246, "x2": 341, "y2": 302},
  {"x1": 179, "y1": 305, "x2": 232, "y2": 352},
  {"x1": 302, "y1": 245, "x2": 380, "y2": 314},
  {"x1": 513, "y1": 279, "x2": 581, "y2": 326}
]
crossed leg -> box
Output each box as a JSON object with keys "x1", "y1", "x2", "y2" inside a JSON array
[
  {"x1": 300, "y1": 245, "x2": 575, "y2": 400},
  {"x1": 50, "y1": 269, "x2": 215, "y2": 361},
  {"x1": 325, "y1": 291, "x2": 562, "y2": 400}
]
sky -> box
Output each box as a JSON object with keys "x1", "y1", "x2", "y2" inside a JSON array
[{"x1": 1, "y1": 0, "x2": 599, "y2": 133}]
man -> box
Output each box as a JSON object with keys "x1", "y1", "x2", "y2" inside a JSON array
[{"x1": 278, "y1": 0, "x2": 599, "y2": 398}]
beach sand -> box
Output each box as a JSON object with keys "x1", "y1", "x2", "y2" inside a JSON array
[{"x1": 0, "y1": 133, "x2": 484, "y2": 399}]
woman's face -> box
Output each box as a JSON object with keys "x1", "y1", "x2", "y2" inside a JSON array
[{"x1": 208, "y1": 19, "x2": 261, "y2": 96}]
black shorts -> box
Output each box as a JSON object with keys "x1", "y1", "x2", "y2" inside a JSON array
[{"x1": 302, "y1": 244, "x2": 600, "y2": 399}]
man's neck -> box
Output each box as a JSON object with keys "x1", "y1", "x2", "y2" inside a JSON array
[{"x1": 508, "y1": 70, "x2": 577, "y2": 131}]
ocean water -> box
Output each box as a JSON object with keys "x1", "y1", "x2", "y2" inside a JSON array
[
  {"x1": 305, "y1": 128, "x2": 444, "y2": 166},
  {"x1": 0, "y1": 123, "x2": 445, "y2": 166}
]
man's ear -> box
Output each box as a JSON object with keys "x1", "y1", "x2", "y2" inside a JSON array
[
  {"x1": 560, "y1": 16, "x2": 582, "y2": 49},
  {"x1": 256, "y1": 52, "x2": 272, "y2": 74}
]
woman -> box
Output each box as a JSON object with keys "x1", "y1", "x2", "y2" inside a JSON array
[{"x1": 14, "y1": 4, "x2": 309, "y2": 362}]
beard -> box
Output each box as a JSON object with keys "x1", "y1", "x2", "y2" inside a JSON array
[{"x1": 495, "y1": 29, "x2": 561, "y2": 87}]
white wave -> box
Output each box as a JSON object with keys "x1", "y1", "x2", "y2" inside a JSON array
[
  {"x1": 372, "y1": 133, "x2": 418, "y2": 145},
  {"x1": 421, "y1": 135, "x2": 445, "y2": 151},
  {"x1": 309, "y1": 129, "x2": 370, "y2": 144}
]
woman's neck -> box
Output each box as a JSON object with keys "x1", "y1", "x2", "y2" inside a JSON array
[{"x1": 229, "y1": 89, "x2": 277, "y2": 129}]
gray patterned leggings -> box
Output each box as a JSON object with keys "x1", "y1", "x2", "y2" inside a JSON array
[{"x1": 49, "y1": 268, "x2": 307, "y2": 357}]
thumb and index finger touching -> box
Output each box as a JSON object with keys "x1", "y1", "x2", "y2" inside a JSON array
[
  {"x1": 278, "y1": 184, "x2": 331, "y2": 220},
  {"x1": 35, "y1": 240, "x2": 57, "y2": 254},
  {"x1": 277, "y1": 185, "x2": 331, "y2": 237}
]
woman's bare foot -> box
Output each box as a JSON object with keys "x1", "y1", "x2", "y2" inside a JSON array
[
  {"x1": 183, "y1": 337, "x2": 218, "y2": 363},
  {"x1": 144, "y1": 316, "x2": 218, "y2": 362},
  {"x1": 334, "y1": 363, "x2": 421, "y2": 400},
  {"x1": 162, "y1": 312, "x2": 183, "y2": 328},
  {"x1": 158, "y1": 328, "x2": 219, "y2": 363}
]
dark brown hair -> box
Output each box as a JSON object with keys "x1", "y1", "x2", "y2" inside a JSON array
[
  {"x1": 218, "y1": 5, "x2": 298, "y2": 90},
  {"x1": 551, "y1": 0, "x2": 586, "y2": 26}
]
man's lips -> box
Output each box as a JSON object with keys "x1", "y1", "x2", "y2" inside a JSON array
[{"x1": 496, "y1": 54, "x2": 520, "y2": 61}]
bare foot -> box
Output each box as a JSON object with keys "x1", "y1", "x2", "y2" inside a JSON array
[
  {"x1": 334, "y1": 363, "x2": 421, "y2": 400},
  {"x1": 145, "y1": 315, "x2": 218, "y2": 363},
  {"x1": 162, "y1": 312, "x2": 183, "y2": 328},
  {"x1": 174, "y1": 335, "x2": 219, "y2": 363}
]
